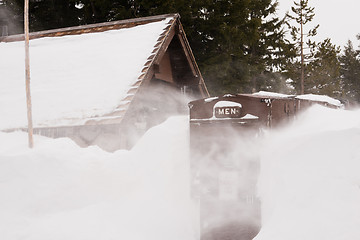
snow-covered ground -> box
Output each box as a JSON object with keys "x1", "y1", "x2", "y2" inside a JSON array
[
  {"x1": 255, "y1": 105, "x2": 360, "y2": 240},
  {"x1": 1, "y1": 105, "x2": 360, "y2": 240},
  {"x1": 0, "y1": 116, "x2": 198, "y2": 240}
]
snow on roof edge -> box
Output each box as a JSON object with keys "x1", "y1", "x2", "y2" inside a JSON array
[
  {"x1": 0, "y1": 16, "x2": 177, "y2": 130},
  {"x1": 252, "y1": 91, "x2": 295, "y2": 99},
  {"x1": 295, "y1": 94, "x2": 343, "y2": 107}
]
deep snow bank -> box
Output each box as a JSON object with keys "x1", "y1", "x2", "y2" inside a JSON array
[
  {"x1": 1, "y1": 106, "x2": 360, "y2": 240},
  {"x1": 0, "y1": 116, "x2": 197, "y2": 240},
  {"x1": 255, "y1": 105, "x2": 360, "y2": 240}
]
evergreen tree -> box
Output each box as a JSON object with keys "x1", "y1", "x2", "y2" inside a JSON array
[
  {"x1": 286, "y1": 0, "x2": 319, "y2": 94},
  {"x1": 306, "y1": 38, "x2": 341, "y2": 97},
  {"x1": 75, "y1": 0, "x2": 134, "y2": 24},
  {"x1": 0, "y1": 0, "x2": 23, "y2": 35},
  {"x1": 340, "y1": 39, "x2": 360, "y2": 102},
  {"x1": 196, "y1": 0, "x2": 293, "y2": 94},
  {"x1": 2, "y1": 0, "x2": 82, "y2": 32}
]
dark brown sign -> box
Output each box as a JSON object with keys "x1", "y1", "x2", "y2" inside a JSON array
[{"x1": 215, "y1": 106, "x2": 241, "y2": 118}]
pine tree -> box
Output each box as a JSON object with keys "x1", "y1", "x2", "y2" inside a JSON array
[
  {"x1": 196, "y1": 0, "x2": 293, "y2": 94},
  {"x1": 246, "y1": 0, "x2": 295, "y2": 92},
  {"x1": 2, "y1": 0, "x2": 82, "y2": 32},
  {"x1": 340, "y1": 39, "x2": 360, "y2": 102},
  {"x1": 0, "y1": 0, "x2": 24, "y2": 35},
  {"x1": 286, "y1": 0, "x2": 319, "y2": 94},
  {"x1": 306, "y1": 38, "x2": 341, "y2": 97}
]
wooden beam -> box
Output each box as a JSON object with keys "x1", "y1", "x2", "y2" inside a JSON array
[
  {"x1": 176, "y1": 21, "x2": 210, "y2": 97},
  {"x1": 24, "y1": 0, "x2": 34, "y2": 148},
  {"x1": 153, "y1": 20, "x2": 176, "y2": 65},
  {"x1": 177, "y1": 34, "x2": 198, "y2": 77}
]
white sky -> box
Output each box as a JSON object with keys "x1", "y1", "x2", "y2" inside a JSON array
[{"x1": 276, "y1": 0, "x2": 359, "y2": 49}]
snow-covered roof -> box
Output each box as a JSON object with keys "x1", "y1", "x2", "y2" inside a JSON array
[
  {"x1": 0, "y1": 14, "x2": 185, "y2": 130},
  {"x1": 295, "y1": 94, "x2": 343, "y2": 108},
  {"x1": 252, "y1": 91, "x2": 343, "y2": 108},
  {"x1": 252, "y1": 91, "x2": 294, "y2": 99}
]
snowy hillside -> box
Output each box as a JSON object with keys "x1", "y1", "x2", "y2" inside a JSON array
[{"x1": 0, "y1": 106, "x2": 360, "y2": 240}]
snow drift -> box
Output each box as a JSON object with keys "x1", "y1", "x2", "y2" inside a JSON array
[
  {"x1": 255, "y1": 105, "x2": 360, "y2": 240},
  {"x1": 0, "y1": 105, "x2": 360, "y2": 240},
  {"x1": 0, "y1": 116, "x2": 197, "y2": 240}
]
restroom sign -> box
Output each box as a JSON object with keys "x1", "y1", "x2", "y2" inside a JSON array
[
  {"x1": 215, "y1": 106, "x2": 241, "y2": 118},
  {"x1": 213, "y1": 100, "x2": 242, "y2": 119}
]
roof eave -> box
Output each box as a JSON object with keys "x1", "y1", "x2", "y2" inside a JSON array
[{"x1": 0, "y1": 13, "x2": 179, "y2": 43}]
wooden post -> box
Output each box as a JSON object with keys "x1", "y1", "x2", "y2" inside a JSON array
[
  {"x1": 300, "y1": 12, "x2": 304, "y2": 95},
  {"x1": 24, "y1": 0, "x2": 34, "y2": 148}
]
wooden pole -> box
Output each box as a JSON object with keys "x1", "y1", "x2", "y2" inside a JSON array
[
  {"x1": 300, "y1": 12, "x2": 304, "y2": 95},
  {"x1": 24, "y1": 0, "x2": 34, "y2": 148}
]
